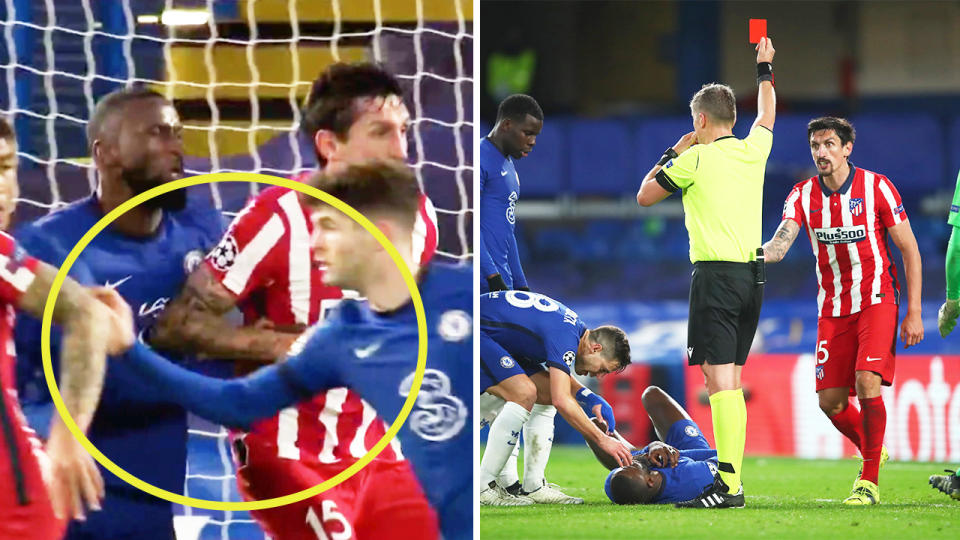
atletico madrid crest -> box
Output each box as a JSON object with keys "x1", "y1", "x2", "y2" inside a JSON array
[{"x1": 849, "y1": 198, "x2": 864, "y2": 216}]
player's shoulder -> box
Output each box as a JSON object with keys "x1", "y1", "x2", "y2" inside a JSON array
[
  {"x1": 17, "y1": 196, "x2": 97, "y2": 252},
  {"x1": 479, "y1": 137, "x2": 508, "y2": 170},
  {"x1": 856, "y1": 166, "x2": 895, "y2": 187},
  {"x1": 169, "y1": 193, "x2": 226, "y2": 236},
  {"x1": 422, "y1": 262, "x2": 472, "y2": 302}
]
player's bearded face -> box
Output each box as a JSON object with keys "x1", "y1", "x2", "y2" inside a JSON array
[
  {"x1": 119, "y1": 101, "x2": 186, "y2": 210},
  {"x1": 809, "y1": 129, "x2": 851, "y2": 177},
  {"x1": 327, "y1": 95, "x2": 410, "y2": 170}
]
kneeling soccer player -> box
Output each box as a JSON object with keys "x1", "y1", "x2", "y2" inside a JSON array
[
  {"x1": 592, "y1": 386, "x2": 726, "y2": 507},
  {"x1": 479, "y1": 290, "x2": 633, "y2": 506}
]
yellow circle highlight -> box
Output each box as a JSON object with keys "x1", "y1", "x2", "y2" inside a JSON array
[{"x1": 39, "y1": 172, "x2": 428, "y2": 511}]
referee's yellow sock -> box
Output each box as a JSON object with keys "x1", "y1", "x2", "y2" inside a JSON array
[{"x1": 709, "y1": 388, "x2": 747, "y2": 492}]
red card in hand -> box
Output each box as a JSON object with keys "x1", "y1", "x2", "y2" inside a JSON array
[{"x1": 749, "y1": 19, "x2": 767, "y2": 44}]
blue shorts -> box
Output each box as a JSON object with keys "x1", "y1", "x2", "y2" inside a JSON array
[
  {"x1": 479, "y1": 332, "x2": 531, "y2": 393},
  {"x1": 663, "y1": 419, "x2": 711, "y2": 452}
]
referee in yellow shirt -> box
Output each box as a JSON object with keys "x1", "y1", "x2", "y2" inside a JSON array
[{"x1": 636, "y1": 37, "x2": 776, "y2": 508}]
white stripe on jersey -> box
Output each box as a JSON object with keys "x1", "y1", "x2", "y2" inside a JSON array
[
  {"x1": 0, "y1": 252, "x2": 35, "y2": 293},
  {"x1": 783, "y1": 188, "x2": 801, "y2": 222},
  {"x1": 276, "y1": 407, "x2": 300, "y2": 460},
  {"x1": 277, "y1": 191, "x2": 311, "y2": 325},
  {"x1": 412, "y1": 198, "x2": 436, "y2": 269},
  {"x1": 317, "y1": 388, "x2": 349, "y2": 464},
  {"x1": 819, "y1": 190, "x2": 843, "y2": 317},
  {"x1": 838, "y1": 189, "x2": 863, "y2": 311},
  {"x1": 801, "y1": 182, "x2": 826, "y2": 314},
  {"x1": 222, "y1": 213, "x2": 285, "y2": 295},
  {"x1": 877, "y1": 177, "x2": 904, "y2": 226},
  {"x1": 349, "y1": 399, "x2": 378, "y2": 458},
  {"x1": 864, "y1": 172, "x2": 884, "y2": 306}
]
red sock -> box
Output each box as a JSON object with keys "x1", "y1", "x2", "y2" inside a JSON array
[
  {"x1": 858, "y1": 395, "x2": 886, "y2": 484},
  {"x1": 828, "y1": 400, "x2": 864, "y2": 452}
]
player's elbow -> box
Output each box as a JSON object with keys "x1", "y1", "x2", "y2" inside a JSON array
[{"x1": 636, "y1": 189, "x2": 656, "y2": 208}]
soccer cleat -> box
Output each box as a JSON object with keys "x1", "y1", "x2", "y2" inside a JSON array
[
  {"x1": 929, "y1": 469, "x2": 960, "y2": 500},
  {"x1": 502, "y1": 481, "x2": 523, "y2": 496},
  {"x1": 853, "y1": 445, "x2": 889, "y2": 488},
  {"x1": 480, "y1": 481, "x2": 534, "y2": 506},
  {"x1": 523, "y1": 480, "x2": 584, "y2": 504},
  {"x1": 675, "y1": 476, "x2": 744, "y2": 509},
  {"x1": 843, "y1": 479, "x2": 880, "y2": 505}
]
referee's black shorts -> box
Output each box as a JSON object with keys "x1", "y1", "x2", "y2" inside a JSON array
[{"x1": 687, "y1": 261, "x2": 763, "y2": 366}]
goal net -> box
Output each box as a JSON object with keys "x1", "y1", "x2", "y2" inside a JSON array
[{"x1": 0, "y1": 1, "x2": 472, "y2": 538}]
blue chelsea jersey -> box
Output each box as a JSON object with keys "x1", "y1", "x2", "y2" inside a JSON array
[
  {"x1": 14, "y1": 194, "x2": 226, "y2": 497},
  {"x1": 123, "y1": 262, "x2": 474, "y2": 539},
  {"x1": 479, "y1": 290, "x2": 585, "y2": 375},
  {"x1": 479, "y1": 137, "x2": 527, "y2": 291}
]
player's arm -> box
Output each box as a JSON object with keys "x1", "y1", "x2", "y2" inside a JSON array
[
  {"x1": 637, "y1": 132, "x2": 698, "y2": 207},
  {"x1": 505, "y1": 231, "x2": 528, "y2": 290},
  {"x1": 751, "y1": 37, "x2": 776, "y2": 132},
  {"x1": 17, "y1": 263, "x2": 134, "y2": 520},
  {"x1": 888, "y1": 219, "x2": 924, "y2": 347},
  {"x1": 548, "y1": 366, "x2": 632, "y2": 467},
  {"x1": 480, "y1": 234, "x2": 508, "y2": 292},
  {"x1": 121, "y1": 329, "x2": 340, "y2": 428},
  {"x1": 762, "y1": 219, "x2": 800, "y2": 263},
  {"x1": 150, "y1": 264, "x2": 299, "y2": 361},
  {"x1": 939, "y1": 226, "x2": 960, "y2": 336},
  {"x1": 585, "y1": 417, "x2": 638, "y2": 470},
  {"x1": 570, "y1": 377, "x2": 616, "y2": 432}
]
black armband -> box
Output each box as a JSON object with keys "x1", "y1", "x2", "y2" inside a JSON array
[
  {"x1": 655, "y1": 169, "x2": 680, "y2": 193},
  {"x1": 657, "y1": 147, "x2": 679, "y2": 167},
  {"x1": 757, "y1": 62, "x2": 774, "y2": 85}
]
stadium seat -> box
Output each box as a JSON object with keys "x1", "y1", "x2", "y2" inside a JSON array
[
  {"x1": 848, "y1": 114, "x2": 943, "y2": 198},
  {"x1": 515, "y1": 117, "x2": 568, "y2": 197},
  {"x1": 634, "y1": 116, "x2": 697, "y2": 180},
  {"x1": 568, "y1": 118, "x2": 635, "y2": 197}
]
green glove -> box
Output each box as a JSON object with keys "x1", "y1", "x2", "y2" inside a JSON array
[{"x1": 938, "y1": 299, "x2": 960, "y2": 337}]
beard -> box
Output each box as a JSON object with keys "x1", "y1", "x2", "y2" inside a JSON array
[{"x1": 121, "y1": 164, "x2": 186, "y2": 211}]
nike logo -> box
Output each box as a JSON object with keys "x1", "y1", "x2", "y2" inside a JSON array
[
  {"x1": 501, "y1": 170, "x2": 508, "y2": 176},
  {"x1": 105, "y1": 275, "x2": 133, "y2": 289},
  {"x1": 354, "y1": 342, "x2": 382, "y2": 359},
  {"x1": 811, "y1": 208, "x2": 822, "y2": 214},
  {"x1": 865, "y1": 356, "x2": 881, "y2": 362}
]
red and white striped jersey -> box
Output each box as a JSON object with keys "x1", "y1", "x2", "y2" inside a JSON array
[
  {"x1": 205, "y1": 180, "x2": 438, "y2": 466},
  {"x1": 782, "y1": 165, "x2": 906, "y2": 318},
  {"x1": 0, "y1": 232, "x2": 42, "y2": 505}
]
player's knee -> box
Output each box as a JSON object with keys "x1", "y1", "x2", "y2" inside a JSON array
[
  {"x1": 854, "y1": 371, "x2": 882, "y2": 398},
  {"x1": 818, "y1": 396, "x2": 845, "y2": 416},
  {"x1": 641, "y1": 386, "x2": 664, "y2": 409}
]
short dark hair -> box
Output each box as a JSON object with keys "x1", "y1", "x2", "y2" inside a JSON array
[
  {"x1": 496, "y1": 94, "x2": 543, "y2": 123},
  {"x1": 301, "y1": 63, "x2": 405, "y2": 166},
  {"x1": 87, "y1": 86, "x2": 166, "y2": 151},
  {"x1": 0, "y1": 116, "x2": 14, "y2": 143},
  {"x1": 609, "y1": 468, "x2": 657, "y2": 505},
  {"x1": 690, "y1": 83, "x2": 736, "y2": 126},
  {"x1": 590, "y1": 325, "x2": 631, "y2": 373},
  {"x1": 302, "y1": 160, "x2": 421, "y2": 229},
  {"x1": 807, "y1": 116, "x2": 856, "y2": 146}
]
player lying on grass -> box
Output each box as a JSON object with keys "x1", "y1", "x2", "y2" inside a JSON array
[
  {"x1": 588, "y1": 386, "x2": 728, "y2": 506},
  {"x1": 111, "y1": 161, "x2": 471, "y2": 540},
  {"x1": 479, "y1": 290, "x2": 633, "y2": 506}
]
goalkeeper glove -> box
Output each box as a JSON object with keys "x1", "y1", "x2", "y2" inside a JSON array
[
  {"x1": 486, "y1": 274, "x2": 508, "y2": 292},
  {"x1": 938, "y1": 299, "x2": 960, "y2": 338},
  {"x1": 576, "y1": 387, "x2": 615, "y2": 432}
]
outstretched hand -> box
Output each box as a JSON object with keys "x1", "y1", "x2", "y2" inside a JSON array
[
  {"x1": 756, "y1": 37, "x2": 775, "y2": 63},
  {"x1": 90, "y1": 287, "x2": 135, "y2": 354},
  {"x1": 44, "y1": 420, "x2": 104, "y2": 521}
]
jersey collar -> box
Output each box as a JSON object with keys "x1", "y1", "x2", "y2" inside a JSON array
[{"x1": 818, "y1": 161, "x2": 856, "y2": 196}]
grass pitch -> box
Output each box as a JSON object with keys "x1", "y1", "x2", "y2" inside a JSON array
[{"x1": 480, "y1": 446, "x2": 959, "y2": 539}]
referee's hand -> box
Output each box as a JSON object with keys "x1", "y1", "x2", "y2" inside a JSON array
[
  {"x1": 901, "y1": 310, "x2": 924, "y2": 348},
  {"x1": 672, "y1": 131, "x2": 698, "y2": 155},
  {"x1": 756, "y1": 36, "x2": 775, "y2": 63}
]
